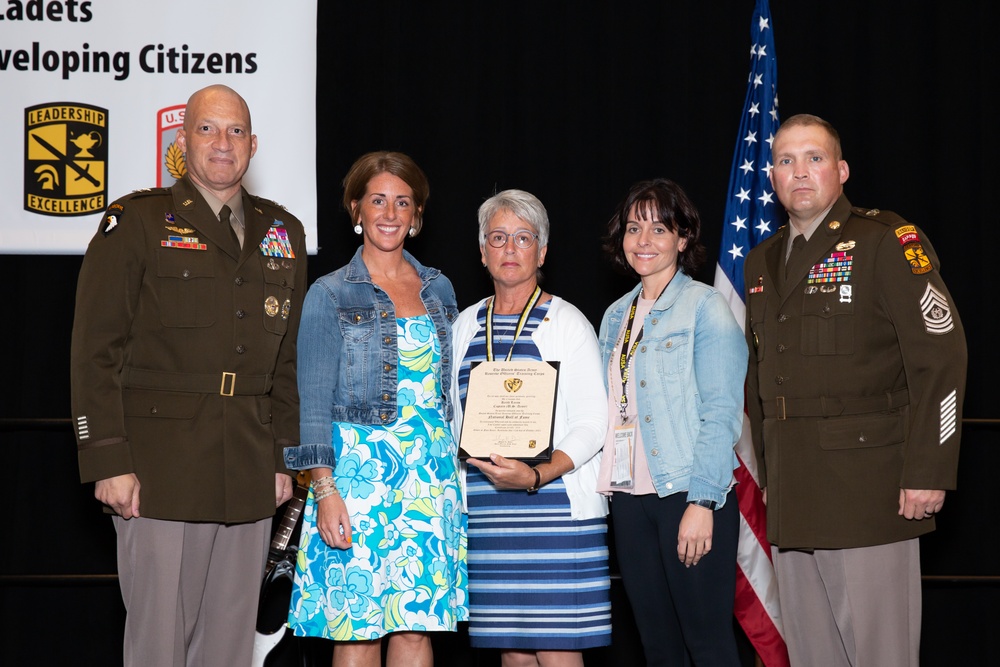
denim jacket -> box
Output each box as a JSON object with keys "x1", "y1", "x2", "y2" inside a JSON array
[
  {"x1": 597, "y1": 271, "x2": 747, "y2": 506},
  {"x1": 285, "y1": 246, "x2": 458, "y2": 469}
]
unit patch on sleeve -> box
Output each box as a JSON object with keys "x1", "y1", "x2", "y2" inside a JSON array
[
  {"x1": 102, "y1": 202, "x2": 124, "y2": 235},
  {"x1": 895, "y1": 225, "x2": 933, "y2": 275},
  {"x1": 919, "y1": 283, "x2": 954, "y2": 334}
]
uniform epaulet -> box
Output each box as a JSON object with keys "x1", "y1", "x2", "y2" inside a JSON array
[
  {"x1": 249, "y1": 193, "x2": 288, "y2": 212},
  {"x1": 851, "y1": 207, "x2": 906, "y2": 227}
]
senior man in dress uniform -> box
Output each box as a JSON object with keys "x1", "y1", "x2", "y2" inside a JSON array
[
  {"x1": 70, "y1": 84, "x2": 307, "y2": 667},
  {"x1": 743, "y1": 114, "x2": 966, "y2": 667}
]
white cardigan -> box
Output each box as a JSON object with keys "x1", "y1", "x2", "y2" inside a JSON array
[{"x1": 452, "y1": 295, "x2": 609, "y2": 520}]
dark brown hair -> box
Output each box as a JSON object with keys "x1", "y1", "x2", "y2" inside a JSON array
[
  {"x1": 342, "y1": 151, "x2": 430, "y2": 234},
  {"x1": 603, "y1": 178, "x2": 706, "y2": 277}
]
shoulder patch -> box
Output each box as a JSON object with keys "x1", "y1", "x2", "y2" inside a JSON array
[
  {"x1": 895, "y1": 225, "x2": 933, "y2": 274},
  {"x1": 101, "y1": 202, "x2": 124, "y2": 236}
]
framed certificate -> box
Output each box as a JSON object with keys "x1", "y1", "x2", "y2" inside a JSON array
[{"x1": 458, "y1": 360, "x2": 560, "y2": 461}]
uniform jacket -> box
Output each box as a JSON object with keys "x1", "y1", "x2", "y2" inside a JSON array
[
  {"x1": 598, "y1": 273, "x2": 745, "y2": 507},
  {"x1": 744, "y1": 195, "x2": 966, "y2": 549},
  {"x1": 71, "y1": 175, "x2": 308, "y2": 523},
  {"x1": 285, "y1": 246, "x2": 458, "y2": 470}
]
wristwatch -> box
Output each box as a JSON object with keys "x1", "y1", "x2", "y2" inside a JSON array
[
  {"x1": 688, "y1": 499, "x2": 717, "y2": 510},
  {"x1": 526, "y1": 467, "x2": 541, "y2": 493}
]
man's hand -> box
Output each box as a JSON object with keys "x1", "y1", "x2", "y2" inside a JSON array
[
  {"x1": 899, "y1": 488, "x2": 946, "y2": 520},
  {"x1": 95, "y1": 473, "x2": 141, "y2": 519},
  {"x1": 275, "y1": 473, "x2": 294, "y2": 507}
]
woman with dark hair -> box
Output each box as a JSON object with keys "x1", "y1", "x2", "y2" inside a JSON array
[
  {"x1": 597, "y1": 178, "x2": 747, "y2": 665},
  {"x1": 284, "y1": 151, "x2": 467, "y2": 667}
]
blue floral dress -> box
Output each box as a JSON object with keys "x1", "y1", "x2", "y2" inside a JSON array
[{"x1": 288, "y1": 316, "x2": 468, "y2": 640}]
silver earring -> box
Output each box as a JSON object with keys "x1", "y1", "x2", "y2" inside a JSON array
[
  {"x1": 353, "y1": 224, "x2": 362, "y2": 235},
  {"x1": 408, "y1": 227, "x2": 416, "y2": 237}
]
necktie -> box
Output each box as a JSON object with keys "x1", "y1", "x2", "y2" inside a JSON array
[
  {"x1": 784, "y1": 234, "x2": 805, "y2": 279},
  {"x1": 219, "y1": 205, "x2": 241, "y2": 251}
]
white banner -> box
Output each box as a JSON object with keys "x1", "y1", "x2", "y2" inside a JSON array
[{"x1": 0, "y1": 0, "x2": 317, "y2": 254}]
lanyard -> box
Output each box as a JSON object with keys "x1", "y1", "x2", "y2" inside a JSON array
[
  {"x1": 485, "y1": 286, "x2": 542, "y2": 362},
  {"x1": 618, "y1": 292, "x2": 644, "y2": 424}
]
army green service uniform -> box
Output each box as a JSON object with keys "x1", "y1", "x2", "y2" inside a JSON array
[
  {"x1": 71, "y1": 175, "x2": 307, "y2": 523},
  {"x1": 744, "y1": 194, "x2": 966, "y2": 666}
]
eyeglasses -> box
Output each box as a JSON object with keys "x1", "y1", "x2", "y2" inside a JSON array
[{"x1": 486, "y1": 230, "x2": 539, "y2": 249}]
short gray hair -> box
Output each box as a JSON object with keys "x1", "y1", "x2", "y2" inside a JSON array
[{"x1": 477, "y1": 189, "x2": 550, "y2": 252}]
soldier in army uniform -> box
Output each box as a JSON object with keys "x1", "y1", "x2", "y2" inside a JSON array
[
  {"x1": 743, "y1": 114, "x2": 966, "y2": 666},
  {"x1": 70, "y1": 85, "x2": 307, "y2": 667}
]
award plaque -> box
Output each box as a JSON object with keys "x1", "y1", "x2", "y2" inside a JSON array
[{"x1": 458, "y1": 360, "x2": 560, "y2": 461}]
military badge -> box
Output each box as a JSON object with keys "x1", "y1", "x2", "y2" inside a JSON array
[
  {"x1": 839, "y1": 284, "x2": 852, "y2": 304},
  {"x1": 259, "y1": 223, "x2": 296, "y2": 258},
  {"x1": 264, "y1": 296, "x2": 280, "y2": 317},
  {"x1": 102, "y1": 202, "x2": 124, "y2": 236},
  {"x1": 835, "y1": 240, "x2": 856, "y2": 251},
  {"x1": 804, "y1": 286, "x2": 818, "y2": 295},
  {"x1": 920, "y1": 283, "x2": 954, "y2": 335},
  {"x1": 807, "y1": 251, "x2": 853, "y2": 284},
  {"x1": 25, "y1": 102, "x2": 109, "y2": 217},
  {"x1": 895, "y1": 225, "x2": 933, "y2": 274},
  {"x1": 161, "y1": 235, "x2": 206, "y2": 250},
  {"x1": 749, "y1": 276, "x2": 764, "y2": 294},
  {"x1": 281, "y1": 299, "x2": 291, "y2": 320}
]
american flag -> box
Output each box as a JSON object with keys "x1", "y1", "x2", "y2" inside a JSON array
[{"x1": 712, "y1": 1, "x2": 790, "y2": 665}]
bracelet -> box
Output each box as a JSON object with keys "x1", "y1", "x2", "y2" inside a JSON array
[
  {"x1": 526, "y1": 467, "x2": 541, "y2": 493},
  {"x1": 314, "y1": 486, "x2": 340, "y2": 502},
  {"x1": 312, "y1": 475, "x2": 335, "y2": 489}
]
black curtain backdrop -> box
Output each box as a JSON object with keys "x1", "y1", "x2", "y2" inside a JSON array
[{"x1": 2, "y1": 2, "x2": 997, "y2": 665}]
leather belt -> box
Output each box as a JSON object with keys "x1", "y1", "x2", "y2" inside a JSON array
[
  {"x1": 122, "y1": 367, "x2": 273, "y2": 396},
  {"x1": 763, "y1": 388, "x2": 909, "y2": 420}
]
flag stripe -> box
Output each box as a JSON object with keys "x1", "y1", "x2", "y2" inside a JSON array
[{"x1": 713, "y1": 1, "x2": 790, "y2": 665}]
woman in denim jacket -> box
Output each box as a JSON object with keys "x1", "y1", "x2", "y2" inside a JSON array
[
  {"x1": 283, "y1": 152, "x2": 467, "y2": 667},
  {"x1": 596, "y1": 179, "x2": 747, "y2": 666}
]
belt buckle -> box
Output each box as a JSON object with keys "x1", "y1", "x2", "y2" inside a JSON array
[
  {"x1": 220, "y1": 372, "x2": 236, "y2": 397},
  {"x1": 776, "y1": 396, "x2": 786, "y2": 420}
]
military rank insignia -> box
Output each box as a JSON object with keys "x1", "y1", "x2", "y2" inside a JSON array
[
  {"x1": 895, "y1": 225, "x2": 933, "y2": 275},
  {"x1": 920, "y1": 283, "x2": 954, "y2": 335},
  {"x1": 260, "y1": 223, "x2": 295, "y2": 258},
  {"x1": 807, "y1": 251, "x2": 853, "y2": 284}
]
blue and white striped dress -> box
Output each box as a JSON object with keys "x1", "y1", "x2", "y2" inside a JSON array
[{"x1": 458, "y1": 301, "x2": 612, "y2": 650}]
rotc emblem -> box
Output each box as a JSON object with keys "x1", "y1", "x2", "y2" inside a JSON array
[
  {"x1": 24, "y1": 102, "x2": 108, "y2": 217},
  {"x1": 504, "y1": 378, "x2": 523, "y2": 393},
  {"x1": 264, "y1": 296, "x2": 280, "y2": 317},
  {"x1": 895, "y1": 225, "x2": 933, "y2": 275},
  {"x1": 157, "y1": 104, "x2": 187, "y2": 187},
  {"x1": 920, "y1": 283, "x2": 955, "y2": 335}
]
